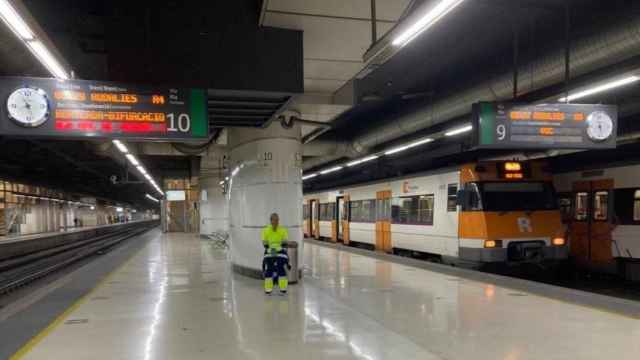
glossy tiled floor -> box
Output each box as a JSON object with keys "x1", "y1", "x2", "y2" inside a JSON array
[{"x1": 17, "y1": 232, "x2": 640, "y2": 360}]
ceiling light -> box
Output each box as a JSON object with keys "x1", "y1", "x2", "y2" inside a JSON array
[
  {"x1": 112, "y1": 139, "x2": 128, "y2": 153},
  {"x1": 392, "y1": 0, "x2": 465, "y2": 47},
  {"x1": 231, "y1": 166, "x2": 240, "y2": 177},
  {"x1": 0, "y1": 0, "x2": 33, "y2": 39},
  {"x1": 320, "y1": 166, "x2": 343, "y2": 175},
  {"x1": 136, "y1": 165, "x2": 147, "y2": 175},
  {"x1": 346, "y1": 155, "x2": 379, "y2": 167},
  {"x1": 559, "y1": 75, "x2": 640, "y2": 102},
  {"x1": 26, "y1": 40, "x2": 69, "y2": 79},
  {"x1": 384, "y1": 145, "x2": 410, "y2": 155},
  {"x1": 445, "y1": 125, "x2": 472, "y2": 137},
  {"x1": 219, "y1": 180, "x2": 225, "y2": 185},
  {"x1": 408, "y1": 138, "x2": 434, "y2": 147},
  {"x1": 302, "y1": 173, "x2": 318, "y2": 180},
  {"x1": 145, "y1": 194, "x2": 159, "y2": 202},
  {"x1": 144, "y1": 174, "x2": 152, "y2": 180},
  {"x1": 125, "y1": 154, "x2": 139, "y2": 166}
]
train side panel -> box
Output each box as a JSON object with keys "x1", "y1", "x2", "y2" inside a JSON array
[
  {"x1": 387, "y1": 171, "x2": 460, "y2": 257},
  {"x1": 347, "y1": 183, "x2": 388, "y2": 246}
]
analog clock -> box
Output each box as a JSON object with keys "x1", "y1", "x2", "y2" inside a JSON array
[
  {"x1": 586, "y1": 111, "x2": 614, "y2": 142},
  {"x1": 6, "y1": 87, "x2": 50, "y2": 127}
]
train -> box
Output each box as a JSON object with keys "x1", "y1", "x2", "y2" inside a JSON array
[
  {"x1": 303, "y1": 160, "x2": 569, "y2": 268},
  {"x1": 554, "y1": 163, "x2": 640, "y2": 281}
]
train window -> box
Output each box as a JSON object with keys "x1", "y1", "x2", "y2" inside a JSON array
[
  {"x1": 480, "y1": 182, "x2": 556, "y2": 212},
  {"x1": 391, "y1": 195, "x2": 434, "y2": 225},
  {"x1": 350, "y1": 200, "x2": 375, "y2": 222},
  {"x1": 593, "y1": 191, "x2": 608, "y2": 221},
  {"x1": 447, "y1": 184, "x2": 458, "y2": 212},
  {"x1": 363, "y1": 200, "x2": 376, "y2": 222},
  {"x1": 575, "y1": 192, "x2": 589, "y2": 221},
  {"x1": 303, "y1": 205, "x2": 308, "y2": 220},
  {"x1": 558, "y1": 197, "x2": 572, "y2": 222},
  {"x1": 376, "y1": 198, "x2": 390, "y2": 221},
  {"x1": 418, "y1": 195, "x2": 435, "y2": 224},
  {"x1": 635, "y1": 190, "x2": 640, "y2": 222},
  {"x1": 464, "y1": 183, "x2": 483, "y2": 211}
]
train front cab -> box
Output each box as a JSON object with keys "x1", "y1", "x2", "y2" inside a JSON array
[{"x1": 456, "y1": 161, "x2": 568, "y2": 267}]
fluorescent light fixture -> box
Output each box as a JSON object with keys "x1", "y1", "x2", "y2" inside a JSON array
[
  {"x1": 559, "y1": 75, "x2": 640, "y2": 102},
  {"x1": 26, "y1": 40, "x2": 68, "y2": 79},
  {"x1": 125, "y1": 154, "x2": 139, "y2": 166},
  {"x1": 320, "y1": 166, "x2": 343, "y2": 175},
  {"x1": 408, "y1": 137, "x2": 434, "y2": 147},
  {"x1": 231, "y1": 166, "x2": 240, "y2": 177},
  {"x1": 346, "y1": 155, "x2": 379, "y2": 167},
  {"x1": 0, "y1": 0, "x2": 33, "y2": 39},
  {"x1": 384, "y1": 137, "x2": 434, "y2": 155},
  {"x1": 219, "y1": 180, "x2": 225, "y2": 185},
  {"x1": 136, "y1": 165, "x2": 147, "y2": 175},
  {"x1": 145, "y1": 194, "x2": 159, "y2": 202},
  {"x1": 385, "y1": 145, "x2": 410, "y2": 155},
  {"x1": 144, "y1": 174, "x2": 152, "y2": 180},
  {"x1": 445, "y1": 125, "x2": 473, "y2": 137},
  {"x1": 112, "y1": 139, "x2": 128, "y2": 153},
  {"x1": 392, "y1": 0, "x2": 465, "y2": 47},
  {"x1": 302, "y1": 173, "x2": 318, "y2": 180}
]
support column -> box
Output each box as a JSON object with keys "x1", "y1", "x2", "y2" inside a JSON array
[{"x1": 227, "y1": 121, "x2": 303, "y2": 278}]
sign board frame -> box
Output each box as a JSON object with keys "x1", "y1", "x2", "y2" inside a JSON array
[
  {"x1": 472, "y1": 102, "x2": 617, "y2": 150},
  {"x1": 0, "y1": 76, "x2": 209, "y2": 141}
]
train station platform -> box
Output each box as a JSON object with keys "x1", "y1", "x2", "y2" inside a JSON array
[{"x1": 4, "y1": 231, "x2": 640, "y2": 360}]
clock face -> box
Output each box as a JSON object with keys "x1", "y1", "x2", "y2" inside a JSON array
[
  {"x1": 586, "y1": 111, "x2": 614, "y2": 142},
  {"x1": 6, "y1": 87, "x2": 50, "y2": 127}
]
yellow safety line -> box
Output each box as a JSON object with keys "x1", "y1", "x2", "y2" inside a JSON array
[{"x1": 9, "y1": 240, "x2": 148, "y2": 360}]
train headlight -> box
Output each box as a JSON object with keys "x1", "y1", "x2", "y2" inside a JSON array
[
  {"x1": 484, "y1": 240, "x2": 502, "y2": 248},
  {"x1": 552, "y1": 237, "x2": 566, "y2": 246}
]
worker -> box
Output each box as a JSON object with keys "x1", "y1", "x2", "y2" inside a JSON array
[{"x1": 261, "y1": 213, "x2": 289, "y2": 295}]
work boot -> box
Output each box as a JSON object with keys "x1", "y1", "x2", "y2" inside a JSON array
[
  {"x1": 264, "y1": 278, "x2": 274, "y2": 295},
  {"x1": 278, "y1": 277, "x2": 288, "y2": 295}
]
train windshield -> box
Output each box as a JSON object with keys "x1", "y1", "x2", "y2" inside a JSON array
[{"x1": 479, "y1": 182, "x2": 557, "y2": 212}]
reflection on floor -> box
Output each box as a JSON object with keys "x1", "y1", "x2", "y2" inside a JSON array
[{"x1": 16, "y1": 233, "x2": 640, "y2": 360}]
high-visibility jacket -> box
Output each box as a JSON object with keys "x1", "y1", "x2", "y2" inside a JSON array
[{"x1": 262, "y1": 225, "x2": 288, "y2": 251}]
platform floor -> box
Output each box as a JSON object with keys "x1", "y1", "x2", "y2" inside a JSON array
[{"x1": 11, "y1": 232, "x2": 640, "y2": 360}]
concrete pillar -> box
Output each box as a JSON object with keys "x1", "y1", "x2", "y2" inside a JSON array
[{"x1": 227, "y1": 121, "x2": 303, "y2": 277}]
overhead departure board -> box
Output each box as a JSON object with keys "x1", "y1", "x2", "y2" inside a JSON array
[
  {"x1": 0, "y1": 76, "x2": 208, "y2": 140},
  {"x1": 472, "y1": 102, "x2": 617, "y2": 150}
]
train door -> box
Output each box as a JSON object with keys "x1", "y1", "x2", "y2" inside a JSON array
[
  {"x1": 570, "y1": 180, "x2": 614, "y2": 266},
  {"x1": 310, "y1": 199, "x2": 319, "y2": 239},
  {"x1": 376, "y1": 190, "x2": 392, "y2": 253},
  {"x1": 336, "y1": 196, "x2": 344, "y2": 242},
  {"x1": 342, "y1": 195, "x2": 351, "y2": 245}
]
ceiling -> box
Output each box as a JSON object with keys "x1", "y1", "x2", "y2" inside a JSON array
[
  {"x1": 301, "y1": 0, "x2": 640, "y2": 191},
  {"x1": 261, "y1": 0, "x2": 413, "y2": 137},
  {"x1": 261, "y1": 0, "x2": 411, "y2": 94}
]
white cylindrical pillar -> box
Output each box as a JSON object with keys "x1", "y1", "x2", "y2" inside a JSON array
[{"x1": 227, "y1": 121, "x2": 303, "y2": 277}]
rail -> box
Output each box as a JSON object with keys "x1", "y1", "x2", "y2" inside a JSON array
[{"x1": 0, "y1": 220, "x2": 158, "y2": 295}]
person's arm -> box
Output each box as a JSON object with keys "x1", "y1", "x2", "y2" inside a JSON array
[{"x1": 261, "y1": 228, "x2": 269, "y2": 249}]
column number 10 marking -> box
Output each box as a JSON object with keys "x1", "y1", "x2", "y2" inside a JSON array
[{"x1": 167, "y1": 113, "x2": 191, "y2": 133}]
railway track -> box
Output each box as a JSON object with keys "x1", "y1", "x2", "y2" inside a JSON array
[{"x1": 0, "y1": 226, "x2": 152, "y2": 295}]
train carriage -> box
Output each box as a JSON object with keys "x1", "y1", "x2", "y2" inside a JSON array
[
  {"x1": 304, "y1": 160, "x2": 568, "y2": 267},
  {"x1": 554, "y1": 164, "x2": 640, "y2": 280}
]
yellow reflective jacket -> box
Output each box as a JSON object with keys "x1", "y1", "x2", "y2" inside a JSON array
[{"x1": 261, "y1": 225, "x2": 288, "y2": 251}]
